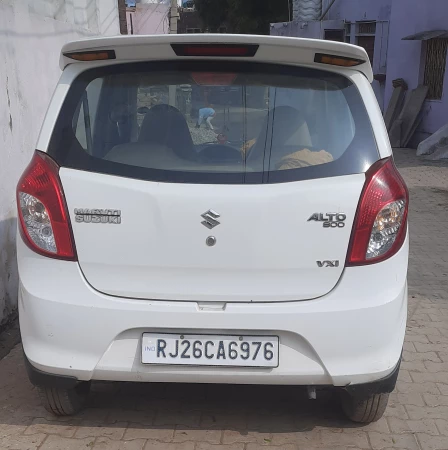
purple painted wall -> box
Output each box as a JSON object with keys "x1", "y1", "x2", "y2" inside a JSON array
[
  {"x1": 273, "y1": 1, "x2": 393, "y2": 110},
  {"x1": 322, "y1": 0, "x2": 392, "y2": 22},
  {"x1": 386, "y1": 0, "x2": 448, "y2": 141},
  {"x1": 272, "y1": 0, "x2": 448, "y2": 145},
  {"x1": 322, "y1": 0, "x2": 391, "y2": 111}
]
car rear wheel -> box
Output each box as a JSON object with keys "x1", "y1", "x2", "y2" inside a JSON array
[
  {"x1": 341, "y1": 391, "x2": 390, "y2": 423},
  {"x1": 37, "y1": 382, "x2": 90, "y2": 416}
]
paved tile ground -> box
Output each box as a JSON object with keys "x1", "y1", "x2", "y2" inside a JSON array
[{"x1": 1, "y1": 148, "x2": 448, "y2": 450}]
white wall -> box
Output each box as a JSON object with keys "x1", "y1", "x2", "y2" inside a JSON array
[
  {"x1": 126, "y1": 1, "x2": 170, "y2": 35},
  {"x1": 0, "y1": 0, "x2": 119, "y2": 325}
]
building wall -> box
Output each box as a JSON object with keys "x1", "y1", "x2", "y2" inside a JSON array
[
  {"x1": 274, "y1": 0, "x2": 448, "y2": 144},
  {"x1": 386, "y1": 0, "x2": 448, "y2": 142},
  {"x1": 320, "y1": 0, "x2": 392, "y2": 22},
  {"x1": 126, "y1": 1, "x2": 170, "y2": 35},
  {"x1": 323, "y1": 0, "x2": 448, "y2": 141},
  {"x1": 271, "y1": 20, "x2": 325, "y2": 40},
  {"x1": 291, "y1": 0, "x2": 392, "y2": 22},
  {"x1": 178, "y1": 9, "x2": 205, "y2": 34},
  {"x1": 273, "y1": 0, "x2": 392, "y2": 110},
  {"x1": 177, "y1": 8, "x2": 229, "y2": 34},
  {"x1": 0, "y1": 0, "x2": 119, "y2": 326}
]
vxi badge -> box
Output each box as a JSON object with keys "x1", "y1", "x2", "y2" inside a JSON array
[
  {"x1": 308, "y1": 212, "x2": 346, "y2": 228},
  {"x1": 317, "y1": 260, "x2": 339, "y2": 268}
]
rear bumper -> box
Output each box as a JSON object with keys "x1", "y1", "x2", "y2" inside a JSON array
[
  {"x1": 24, "y1": 349, "x2": 402, "y2": 396},
  {"x1": 18, "y1": 235, "x2": 408, "y2": 387}
]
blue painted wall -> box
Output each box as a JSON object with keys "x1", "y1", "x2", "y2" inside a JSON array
[
  {"x1": 273, "y1": 0, "x2": 448, "y2": 145},
  {"x1": 386, "y1": 0, "x2": 448, "y2": 142},
  {"x1": 321, "y1": 0, "x2": 392, "y2": 22}
]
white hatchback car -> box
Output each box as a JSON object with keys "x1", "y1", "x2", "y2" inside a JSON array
[{"x1": 17, "y1": 34, "x2": 408, "y2": 422}]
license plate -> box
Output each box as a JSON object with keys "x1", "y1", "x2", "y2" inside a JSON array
[{"x1": 141, "y1": 333, "x2": 279, "y2": 367}]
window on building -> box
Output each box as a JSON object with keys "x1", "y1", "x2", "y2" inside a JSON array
[
  {"x1": 357, "y1": 36, "x2": 375, "y2": 65},
  {"x1": 424, "y1": 38, "x2": 448, "y2": 100},
  {"x1": 324, "y1": 29, "x2": 344, "y2": 42},
  {"x1": 358, "y1": 22, "x2": 376, "y2": 35},
  {"x1": 345, "y1": 23, "x2": 351, "y2": 43},
  {"x1": 356, "y1": 21, "x2": 376, "y2": 65}
]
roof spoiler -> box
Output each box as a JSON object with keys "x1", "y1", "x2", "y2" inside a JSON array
[{"x1": 60, "y1": 34, "x2": 373, "y2": 82}]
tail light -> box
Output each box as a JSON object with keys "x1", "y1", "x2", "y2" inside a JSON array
[
  {"x1": 346, "y1": 158, "x2": 408, "y2": 266},
  {"x1": 314, "y1": 53, "x2": 365, "y2": 67},
  {"x1": 63, "y1": 50, "x2": 116, "y2": 61},
  {"x1": 17, "y1": 151, "x2": 77, "y2": 261}
]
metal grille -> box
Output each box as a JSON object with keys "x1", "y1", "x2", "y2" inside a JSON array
[
  {"x1": 424, "y1": 38, "x2": 448, "y2": 100},
  {"x1": 358, "y1": 22, "x2": 376, "y2": 34}
]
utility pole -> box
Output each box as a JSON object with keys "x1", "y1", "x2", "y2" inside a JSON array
[
  {"x1": 169, "y1": 0, "x2": 179, "y2": 34},
  {"x1": 117, "y1": 0, "x2": 128, "y2": 34},
  {"x1": 169, "y1": 0, "x2": 179, "y2": 106}
]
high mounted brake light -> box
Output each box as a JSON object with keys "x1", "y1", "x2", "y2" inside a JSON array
[
  {"x1": 314, "y1": 53, "x2": 365, "y2": 67},
  {"x1": 63, "y1": 50, "x2": 116, "y2": 61},
  {"x1": 346, "y1": 158, "x2": 409, "y2": 266},
  {"x1": 171, "y1": 44, "x2": 259, "y2": 57},
  {"x1": 17, "y1": 151, "x2": 77, "y2": 261}
]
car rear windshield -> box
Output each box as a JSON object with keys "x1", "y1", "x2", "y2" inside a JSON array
[{"x1": 48, "y1": 61, "x2": 379, "y2": 184}]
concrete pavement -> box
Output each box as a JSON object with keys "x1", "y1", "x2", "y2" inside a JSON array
[{"x1": 0, "y1": 148, "x2": 447, "y2": 449}]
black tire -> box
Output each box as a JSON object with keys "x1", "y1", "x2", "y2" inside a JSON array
[
  {"x1": 37, "y1": 382, "x2": 90, "y2": 416},
  {"x1": 341, "y1": 391, "x2": 390, "y2": 423}
]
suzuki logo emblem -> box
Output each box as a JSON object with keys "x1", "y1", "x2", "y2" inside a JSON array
[{"x1": 201, "y1": 210, "x2": 220, "y2": 229}]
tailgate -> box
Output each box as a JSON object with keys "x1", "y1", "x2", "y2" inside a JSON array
[
  {"x1": 48, "y1": 59, "x2": 378, "y2": 302},
  {"x1": 62, "y1": 169, "x2": 364, "y2": 301}
]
